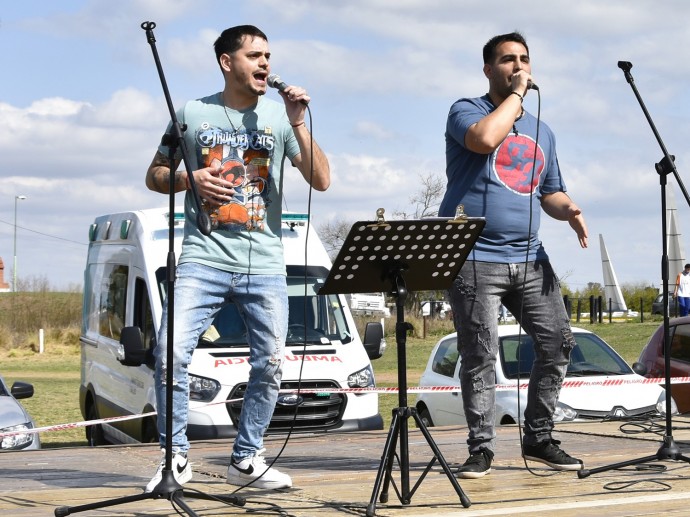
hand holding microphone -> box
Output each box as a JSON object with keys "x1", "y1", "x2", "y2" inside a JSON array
[{"x1": 511, "y1": 71, "x2": 539, "y2": 96}]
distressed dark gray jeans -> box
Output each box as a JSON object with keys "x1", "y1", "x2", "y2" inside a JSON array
[{"x1": 448, "y1": 260, "x2": 576, "y2": 454}]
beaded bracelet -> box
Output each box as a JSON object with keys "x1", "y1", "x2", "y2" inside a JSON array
[{"x1": 510, "y1": 91, "x2": 523, "y2": 102}]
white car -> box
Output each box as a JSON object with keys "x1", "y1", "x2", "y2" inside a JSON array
[{"x1": 416, "y1": 325, "x2": 676, "y2": 427}]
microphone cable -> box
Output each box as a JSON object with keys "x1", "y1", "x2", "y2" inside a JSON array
[{"x1": 507, "y1": 86, "x2": 562, "y2": 477}]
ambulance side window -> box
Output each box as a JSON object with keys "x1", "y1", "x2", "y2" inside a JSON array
[
  {"x1": 99, "y1": 264, "x2": 128, "y2": 341},
  {"x1": 133, "y1": 277, "x2": 155, "y2": 350}
]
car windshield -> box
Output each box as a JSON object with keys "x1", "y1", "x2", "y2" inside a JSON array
[
  {"x1": 500, "y1": 332, "x2": 631, "y2": 379},
  {"x1": 157, "y1": 266, "x2": 353, "y2": 348}
]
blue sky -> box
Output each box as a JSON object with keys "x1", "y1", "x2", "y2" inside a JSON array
[{"x1": 1, "y1": 0, "x2": 690, "y2": 291}]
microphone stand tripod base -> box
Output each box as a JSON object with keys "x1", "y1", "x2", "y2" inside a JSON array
[{"x1": 577, "y1": 436, "x2": 690, "y2": 479}]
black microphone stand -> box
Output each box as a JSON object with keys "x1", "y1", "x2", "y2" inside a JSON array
[
  {"x1": 53, "y1": 21, "x2": 244, "y2": 516},
  {"x1": 578, "y1": 61, "x2": 690, "y2": 479}
]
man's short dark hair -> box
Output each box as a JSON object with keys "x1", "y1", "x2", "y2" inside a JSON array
[
  {"x1": 214, "y1": 25, "x2": 268, "y2": 65},
  {"x1": 482, "y1": 32, "x2": 529, "y2": 64}
]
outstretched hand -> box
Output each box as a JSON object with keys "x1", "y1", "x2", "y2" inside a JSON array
[{"x1": 568, "y1": 207, "x2": 588, "y2": 249}]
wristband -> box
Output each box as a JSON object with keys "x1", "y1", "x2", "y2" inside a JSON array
[
  {"x1": 510, "y1": 91, "x2": 523, "y2": 102},
  {"x1": 291, "y1": 121, "x2": 305, "y2": 128}
]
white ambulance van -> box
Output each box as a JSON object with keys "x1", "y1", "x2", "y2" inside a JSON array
[{"x1": 79, "y1": 207, "x2": 385, "y2": 446}]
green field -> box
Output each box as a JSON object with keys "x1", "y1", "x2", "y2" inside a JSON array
[{"x1": 1, "y1": 320, "x2": 663, "y2": 449}]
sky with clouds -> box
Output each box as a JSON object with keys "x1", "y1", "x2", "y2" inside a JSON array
[{"x1": 1, "y1": 0, "x2": 690, "y2": 292}]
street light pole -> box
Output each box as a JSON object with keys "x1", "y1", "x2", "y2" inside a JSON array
[{"x1": 13, "y1": 195, "x2": 27, "y2": 292}]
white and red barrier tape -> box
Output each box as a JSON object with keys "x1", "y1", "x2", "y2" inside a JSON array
[{"x1": 3, "y1": 376, "x2": 689, "y2": 439}]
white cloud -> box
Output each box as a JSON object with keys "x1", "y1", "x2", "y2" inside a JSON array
[{"x1": 352, "y1": 121, "x2": 396, "y2": 140}]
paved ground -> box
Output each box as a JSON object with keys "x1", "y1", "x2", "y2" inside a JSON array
[{"x1": 4, "y1": 419, "x2": 690, "y2": 516}]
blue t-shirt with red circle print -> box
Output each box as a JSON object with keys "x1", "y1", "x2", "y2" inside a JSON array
[{"x1": 439, "y1": 94, "x2": 566, "y2": 263}]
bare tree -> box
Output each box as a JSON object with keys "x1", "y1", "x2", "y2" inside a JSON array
[
  {"x1": 393, "y1": 172, "x2": 445, "y2": 219},
  {"x1": 392, "y1": 172, "x2": 447, "y2": 314},
  {"x1": 318, "y1": 219, "x2": 353, "y2": 261}
]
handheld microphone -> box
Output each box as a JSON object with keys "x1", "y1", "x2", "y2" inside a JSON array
[
  {"x1": 267, "y1": 74, "x2": 308, "y2": 104},
  {"x1": 527, "y1": 80, "x2": 539, "y2": 91}
]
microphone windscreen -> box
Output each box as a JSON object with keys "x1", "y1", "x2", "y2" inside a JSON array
[{"x1": 267, "y1": 74, "x2": 282, "y2": 89}]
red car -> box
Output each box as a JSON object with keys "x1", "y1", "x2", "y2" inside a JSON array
[{"x1": 637, "y1": 316, "x2": 690, "y2": 413}]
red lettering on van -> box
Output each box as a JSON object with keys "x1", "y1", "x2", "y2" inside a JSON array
[{"x1": 285, "y1": 355, "x2": 343, "y2": 363}]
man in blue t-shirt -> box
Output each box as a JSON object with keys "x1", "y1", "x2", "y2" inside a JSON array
[
  {"x1": 144, "y1": 25, "x2": 330, "y2": 493},
  {"x1": 439, "y1": 32, "x2": 588, "y2": 479}
]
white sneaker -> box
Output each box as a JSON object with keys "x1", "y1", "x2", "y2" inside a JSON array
[
  {"x1": 226, "y1": 449, "x2": 292, "y2": 489},
  {"x1": 145, "y1": 449, "x2": 192, "y2": 493}
]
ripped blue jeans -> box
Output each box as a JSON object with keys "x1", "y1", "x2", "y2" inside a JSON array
[
  {"x1": 448, "y1": 260, "x2": 575, "y2": 453},
  {"x1": 155, "y1": 262, "x2": 288, "y2": 460}
]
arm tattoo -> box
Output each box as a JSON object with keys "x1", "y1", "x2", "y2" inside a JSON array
[
  {"x1": 150, "y1": 151, "x2": 184, "y2": 193},
  {"x1": 174, "y1": 170, "x2": 185, "y2": 190},
  {"x1": 153, "y1": 170, "x2": 170, "y2": 192}
]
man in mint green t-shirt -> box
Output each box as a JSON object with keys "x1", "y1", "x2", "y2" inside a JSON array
[{"x1": 144, "y1": 24, "x2": 330, "y2": 493}]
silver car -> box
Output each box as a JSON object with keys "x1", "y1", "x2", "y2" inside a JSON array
[{"x1": 0, "y1": 374, "x2": 40, "y2": 451}]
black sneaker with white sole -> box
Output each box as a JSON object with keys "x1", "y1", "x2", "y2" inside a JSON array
[
  {"x1": 454, "y1": 448, "x2": 494, "y2": 479},
  {"x1": 523, "y1": 439, "x2": 583, "y2": 471}
]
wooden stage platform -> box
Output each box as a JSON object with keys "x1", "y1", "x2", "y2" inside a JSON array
[{"x1": 3, "y1": 419, "x2": 690, "y2": 516}]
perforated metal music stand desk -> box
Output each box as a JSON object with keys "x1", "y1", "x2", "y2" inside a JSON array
[{"x1": 319, "y1": 210, "x2": 485, "y2": 516}]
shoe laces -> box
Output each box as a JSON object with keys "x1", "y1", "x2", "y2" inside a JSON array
[
  {"x1": 251, "y1": 450, "x2": 268, "y2": 468},
  {"x1": 467, "y1": 450, "x2": 491, "y2": 466},
  {"x1": 236, "y1": 448, "x2": 268, "y2": 469},
  {"x1": 543, "y1": 440, "x2": 573, "y2": 460}
]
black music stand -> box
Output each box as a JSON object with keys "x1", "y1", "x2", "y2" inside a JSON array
[{"x1": 319, "y1": 208, "x2": 484, "y2": 516}]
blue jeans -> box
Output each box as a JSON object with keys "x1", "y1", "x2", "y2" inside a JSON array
[
  {"x1": 679, "y1": 296, "x2": 690, "y2": 317},
  {"x1": 448, "y1": 260, "x2": 575, "y2": 453},
  {"x1": 155, "y1": 262, "x2": 288, "y2": 460}
]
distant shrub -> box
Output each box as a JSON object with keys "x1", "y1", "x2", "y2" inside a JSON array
[{"x1": 0, "y1": 292, "x2": 82, "y2": 351}]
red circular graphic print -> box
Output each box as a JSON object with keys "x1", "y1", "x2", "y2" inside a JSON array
[{"x1": 493, "y1": 134, "x2": 544, "y2": 195}]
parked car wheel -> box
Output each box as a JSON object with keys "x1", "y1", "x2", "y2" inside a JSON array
[
  {"x1": 416, "y1": 406, "x2": 434, "y2": 428},
  {"x1": 85, "y1": 398, "x2": 107, "y2": 447},
  {"x1": 142, "y1": 417, "x2": 159, "y2": 444}
]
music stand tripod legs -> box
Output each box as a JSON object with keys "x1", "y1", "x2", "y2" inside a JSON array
[{"x1": 366, "y1": 269, "x2": 471, "y2": 516}]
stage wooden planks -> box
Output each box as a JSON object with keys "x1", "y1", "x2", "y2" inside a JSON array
[{"x1": 3, "y1": 420, "x2": 690, "y2": 516}]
